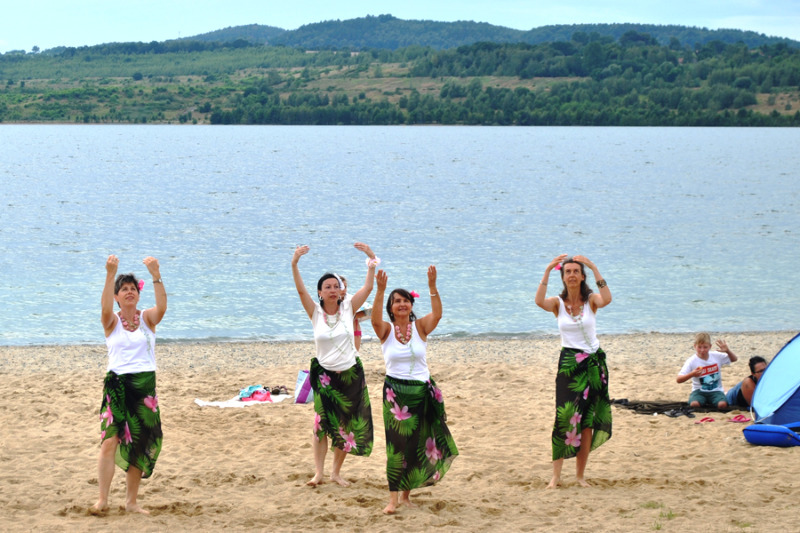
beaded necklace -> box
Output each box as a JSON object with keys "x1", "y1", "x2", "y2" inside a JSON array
[
  {"x1": 323, "y1": 307, "x2": 341, "y2": 328},
  {"x1": 119, "y1": 310, "x2": 141, "y2": 332},
  {"x1": 394, "y1": 323, "x2": 413, "y2": 344}
]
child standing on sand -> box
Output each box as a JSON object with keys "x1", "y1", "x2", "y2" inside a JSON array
[{"x1": 677, "y1": 333, "x2": 738, "y2": 410}]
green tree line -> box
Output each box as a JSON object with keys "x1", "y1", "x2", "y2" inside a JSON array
[{"x1": 1, "y1": 34, "x2": 798, "y2": 126}]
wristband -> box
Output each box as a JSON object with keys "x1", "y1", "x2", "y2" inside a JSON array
[
  {"x1": 366, "y1": 256, "x2": 381, "y2": 268},
  {"x1": 354, "y1": 330, "x2": 362, "y2": 337}
]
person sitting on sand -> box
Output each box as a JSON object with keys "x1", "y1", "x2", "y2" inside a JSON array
[
  {"x1": 91, "y1": 255, "x2": 166, "y2": 516},
  {"x1": 291, "y1": 243, "x2": 376, "y2": 487},
  {"x1": 370, "y1": 266, "x2": 457, "y2": 514},
  {"x1": 677, "y1": 333, "x2": 738, "y2": 410},
  {"x1": 535, "y1": 254, "x2": 613, "y2": 489},
  {"x1": 725, "y1": 356, "x2": 767, "y2": 409}
]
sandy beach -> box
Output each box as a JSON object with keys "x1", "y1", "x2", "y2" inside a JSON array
[{"x1": 1, "y1": 331, "x2": 797, "y2": 532}]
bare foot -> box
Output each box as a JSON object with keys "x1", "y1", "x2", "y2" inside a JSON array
[
  {"x1": 399, "y1": 498, "x2": 417, "y2": 508},
  {"x1": 546, "y1": 476, "x2": 561, "y2": 489},
  {"x1": 88, "y1": 502, "x2": 109, "y2": 516},
  {"x1": 383, "y1": 502, "x2": 397, "y2": 514},
  {"x1": 306, "y1": 473, "x2": 325, "y2": 486},
  {"x1": 125, "y1": 504, "x2": 150, "y2": 515},
  {"x1": 330, "y1": 473, "x2": 351, "y2": 487},
  {"x1": 576, "y1": 478, "x2": 592, "y2": 488}
]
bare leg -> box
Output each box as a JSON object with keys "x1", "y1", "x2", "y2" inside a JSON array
[
  {"x1": 90, "y1": 438, "x2": 117, "y2": 514},
  {"x1": 307, "y1": 433, "x2": 327, "y2": 486},
  {"x1": 690, "y1": 401, "x2": 701, "y2": 408},
  {"x1": 383, "y1": 491, "x2": 400, "y2": 514},
  {"x1": 125, "y1": 466, "x2": 149, "y2": 514},
  {"x1": 575, "y1": 428, "x2": 593, "y2": 487},
  {"x1": 329, "y1": 447, "x2": 350, "y2": 487},
  {"x1": 718, "y1": 401, "x2": 729, "y2": 410},
  {"x1": 398, "y1": 490, "x2": 416, "y2": 508},
  {"x1": 546, "y1": 458, "x2": 563, "y2": 489}
]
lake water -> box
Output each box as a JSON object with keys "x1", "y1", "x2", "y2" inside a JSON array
[{"x1": 1, "y1": 125, "x2": 798, "y2": 345}]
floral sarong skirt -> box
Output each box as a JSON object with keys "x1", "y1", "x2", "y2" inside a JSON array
[
  {"x1": 383, "y1": 375, "x2": 458, "y2": 492},
  {"x1": 309, "y1": 357, "x2": 373, "y2": 457},
  {"x1": 551, "y1": 347, "x2": 612, "y2": 461},
  {"x1": 99, "y1": 371, "x2": 162, "y2": 478}
]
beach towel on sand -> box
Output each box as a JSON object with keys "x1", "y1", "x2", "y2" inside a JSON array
[{"x1": 194, "y1": 394, "x2": 292, "y2": 408}]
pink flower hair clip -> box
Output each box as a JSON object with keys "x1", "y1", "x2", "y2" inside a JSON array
[
  {"x1": 138, "y1": 279, "x2": 145, "y2": 291},
  {"x1": 554, "y1": 264, "x2": 562, "y2": 271},
  {"x1": 410, "y1": 290, "x2": 420, "y2": 298}
]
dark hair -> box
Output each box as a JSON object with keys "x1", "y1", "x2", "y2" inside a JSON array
[
  {"x1": 317, "y1": 272, "x2": 343, "y2": 307},
  {"x1": 558, "y1": 257, "x2": 593, "y2": 302},
  {"x1": 114, "y1": 273, "x2": 140, "y2": 295},
  {"x1": 748, "y1": 356, "x2": 767, "y2": 374},
  {"x1": 386, "y1": 289, "x2": 418, "y2": 323}
]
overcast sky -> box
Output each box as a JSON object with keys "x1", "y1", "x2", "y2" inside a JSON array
[{"x1": 2, "y1": 0, "x2": 799, "y2": 53}]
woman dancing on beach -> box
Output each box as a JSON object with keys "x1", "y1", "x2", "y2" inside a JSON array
[
  {"x1": 92, "y1": 255, "x2": 166, "y2": 515},
  {"x1": 370, "y1": 266, "x2": 458, "y2": 514},
  {"x1": 535, "y1": 254, "x2": 612, "y2": 488},
  {"x1": 291, "y1": 243, "x2": 377, "y2": 486}
]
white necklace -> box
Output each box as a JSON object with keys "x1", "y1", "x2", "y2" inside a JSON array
[{"x1": 323, "y1": 307, "x2": 340, "y2": 327}]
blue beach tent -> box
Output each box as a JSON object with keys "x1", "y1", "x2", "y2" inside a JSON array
[{"x1": 751, "y1": 332, "x2": 800, "y2": 425}]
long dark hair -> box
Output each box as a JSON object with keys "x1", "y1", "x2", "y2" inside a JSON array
[
  {"x1": 317, "y1": 272, "x2": 343, "y2": 307},
  {"x1": 386, "y1": 288, "x2": 418, "y2": 323},
  {"x1": 558, "y1": 257, "x2": 593, "y2": 302}
]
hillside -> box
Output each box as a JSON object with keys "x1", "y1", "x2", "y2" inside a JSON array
[
  {"x1": 177, "y1": 15, "x2": 800, "y2": 50},
  {"x1": 1, "y1": 19, "x2": 799, "y2": 127}
]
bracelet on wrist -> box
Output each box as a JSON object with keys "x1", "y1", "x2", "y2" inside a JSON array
[
  {"x1": 354, "y1": 330, "x2": 362, "y2": 337},
  {"x1": 596, "y1": 279, "x2": 607, "y2": 289},
  {"x1": 539, "y1": 281, "x2": 547, "y2": 286},
  {"x1": 153, "y1": 278, "x2": 163, "y2": 284},
  {"x1": 366, "y1": 256, "x2": 381, "y2": 268}
]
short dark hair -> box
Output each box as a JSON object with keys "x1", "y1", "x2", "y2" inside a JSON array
[
  {"x1": 114, "y1": 273, "x2": 140, "y2": 295},
  {"x1": 114, "y1": 273, "x2": 140, "y2": 309},
  {"x1": 386, "y1": 288, "x2": 418, "y2": 323},
  {"x1": 748, "y1": 356, "x2": 767, "y2": 374}
]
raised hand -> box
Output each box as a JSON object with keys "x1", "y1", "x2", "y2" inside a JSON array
[
  {"x1": 354, "y1": 242, "x2": 375, "y2": 259},
  {"x1": 293, "y1": 245, "x2": 310, "y2": 265},
  {"x1": 427, "y1": 265, "x2": 437, "y2": 287},
  {"x1": 548, "y1": 254, "x2": 568, "y2": 270},
  {"x1": 573, "y1": 255, "x2": 596, "y2": 270},
  {"x1": 106, "y1": 255, "x2": 119, "y2": 274},
  {"x1": 143, "y1": 256, "x2": 161, "y2": 278},
  {"x1": 376, "y1": 269, "x2": 388, "y2": 291}
]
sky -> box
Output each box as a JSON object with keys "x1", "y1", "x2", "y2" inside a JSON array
[{"x1": 2, "y1": 0, "x2": 799, "y2": 53}]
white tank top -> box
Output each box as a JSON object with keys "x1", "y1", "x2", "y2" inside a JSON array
[
  {"x1": 557, "y1": 297, "x2": 600, "y2": 353},
  {"x1": 106, "y1": 311, "x2": 157, "y2": 374},
  {"x1": 311, "y1": 299, "x2": 358, "y2": 372},
  {"x1": 381, "y1": 322, "x2": 430, "y2": 381}
]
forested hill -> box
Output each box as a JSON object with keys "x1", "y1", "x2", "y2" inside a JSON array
[{"x1": 179, "y1": 15, "x2": 799, "y2": 51}]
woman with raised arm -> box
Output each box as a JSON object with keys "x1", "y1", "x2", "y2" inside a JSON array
[
  {"x1": 535, "y1": 254, "x2": 612, "y2": 489},
  {"x1": 91, "y1": 255, "x2": 167, "y2": 515},
  {"x1": 371, "y1": 266, "x2": 458, "y2": 514},
  {"x1": 291, "y1": 243, "x2": 377, "y2": 487}
]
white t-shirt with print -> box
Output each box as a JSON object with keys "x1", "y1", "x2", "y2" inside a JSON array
[{"x1": 679, "y1": 350, "x2": 732, "y2": 392}]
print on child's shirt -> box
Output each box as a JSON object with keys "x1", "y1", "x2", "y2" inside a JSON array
[{"x1": 698, "y1": 363, "x2": 720, "y2": 391}]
